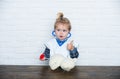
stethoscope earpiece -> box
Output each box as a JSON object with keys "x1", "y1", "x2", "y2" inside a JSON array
[
  {"x1": 52, "y1": 31, "x2": 56, "y2": 37},
  {"x1": 52, "y1": 30, "x2": 71, "y2": 38},
  {"x1": 67, "y1": 32, "x2": 71, "y2": 38}
]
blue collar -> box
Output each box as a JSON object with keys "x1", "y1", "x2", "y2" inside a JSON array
[{"x1": 56, "y1": 38, "x2": 67, "y2": 46}]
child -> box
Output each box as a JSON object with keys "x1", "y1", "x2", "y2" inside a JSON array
[{"x1": 40, "y1": 12, "x2": 79, "y2": 71}]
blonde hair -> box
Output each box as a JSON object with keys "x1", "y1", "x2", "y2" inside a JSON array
[{"x1": 54, "y1": 12, "x2": 71, "y2": 31}]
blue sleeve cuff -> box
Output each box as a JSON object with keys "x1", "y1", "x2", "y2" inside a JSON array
[
  {"x1": 44, "y1": 47, "x2": 50, "y2": 58},
  {"x1": 69, "y1": 47, "x2": 79, "y2": 58}
]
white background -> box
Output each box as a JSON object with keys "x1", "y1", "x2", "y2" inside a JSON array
[{"x1": 0, "y1": 0, "x2": 120, "y2": 66}]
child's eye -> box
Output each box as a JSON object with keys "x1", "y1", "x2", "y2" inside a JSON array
[
  {"x1": 63, "y1": 30, "x2": 67, "y2": 32},
  {"x1": 57, "y1": 29, "x2": 60, "y2": 31}
]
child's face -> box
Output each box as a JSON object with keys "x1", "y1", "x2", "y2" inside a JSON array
[{"x1": 55, "y1": 23, "x2": 70, "y2": 40}]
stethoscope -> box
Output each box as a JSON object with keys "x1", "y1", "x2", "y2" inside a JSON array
[
  {"x1": 52, "y1": 30, "x2": 71, "y2": 39},
  {"x1": 52, "y1": 30, "x2": 71, "y2": 46}
]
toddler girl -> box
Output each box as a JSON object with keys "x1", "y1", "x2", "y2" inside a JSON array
[{"x1": 40, "y1": 12, "x2": 79, "y2": 71}]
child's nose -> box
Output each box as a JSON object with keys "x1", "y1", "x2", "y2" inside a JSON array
[
  {"x1": 59, "y1": 30, "x2": 62, "y2": 32},
  {"x1": 59, "y1": 31, "x2": 63, "y2": 34}
]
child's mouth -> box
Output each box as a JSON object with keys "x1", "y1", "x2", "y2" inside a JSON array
[{"x1": 60, "y1": 36, "x2": 63, "y2": 38}]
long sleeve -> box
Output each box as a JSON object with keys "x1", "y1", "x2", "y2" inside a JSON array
[
  {"x1": 44, "y1": 47, "x2": 50, "y2": 58},
  {"x1": 40, "y1": 47, "x2": 50, "y2": 61},
  {"x1": 69, "y1": 47, "x2": 79, "y2": 58}
]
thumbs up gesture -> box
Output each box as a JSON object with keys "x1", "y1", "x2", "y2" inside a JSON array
[{"x1": 67, "y1": 40, "x2": 74, "y2": 51}]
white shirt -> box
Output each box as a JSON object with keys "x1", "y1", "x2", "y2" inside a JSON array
[{"x1": 45, "y1": 37, "x2": 79, "y2": 58}]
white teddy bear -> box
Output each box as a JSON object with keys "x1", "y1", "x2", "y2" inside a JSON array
[
  {"x1": 49, "y1": 54, "x2": 64, "y2": 70},
  {"x1": 49, "y1": 54, "x2": 77, "y2": 71}
]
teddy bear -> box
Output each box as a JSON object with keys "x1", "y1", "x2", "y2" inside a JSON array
[{"x1": 40, "y1": 53, "x2": 77, "y2": 71}]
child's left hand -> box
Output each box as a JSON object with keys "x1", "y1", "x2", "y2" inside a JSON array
[{"x1": 67, "y1": 40, "x2": 74, "y2": 50}]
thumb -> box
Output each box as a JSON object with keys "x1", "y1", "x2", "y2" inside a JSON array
[{"x1": 70, "y1": 40, "x2": 74, "y2": 44}]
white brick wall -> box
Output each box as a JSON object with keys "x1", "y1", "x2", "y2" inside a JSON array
[{"x1": 0, "y1": 0, "x2": 120, "y2": 66}]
